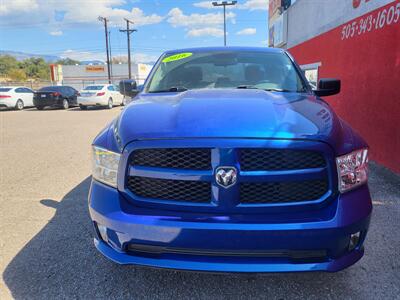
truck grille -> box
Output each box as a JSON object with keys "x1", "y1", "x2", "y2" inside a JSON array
[
  {"x1": 240, "y1": 180, "x2": 328, "y2": 204},
  {"x1": 126, "y1": 145, "x2": 331, "y2": 208},
  {"x1": 131, "y1": 148, "x2": 211, "y2": 170},
  {"x1": 127, "y1": 176, "x2": 211, "y2": 203},
  {"x1": 240, "y1": 149, "x2": 326, "y2": 171}
]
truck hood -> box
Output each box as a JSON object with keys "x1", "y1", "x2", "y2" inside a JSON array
[{"x1": 116, "y1": 89, "x2": 343, "y2": 146}]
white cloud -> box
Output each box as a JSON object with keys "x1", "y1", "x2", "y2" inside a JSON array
[
  {"x1": 193, "y1": 0, "x2": 269, "y2": 11},
  {"x1": 62, "y1": 50, "x2": 106, "y2": 62},
  {"x1": 240, "y1": 0, "x2": 269, "y2": 10},
  {"x1": 132, "y1": 53, "x2": 158, "y2": 64},
  {"x1": 62, "y1": 5, "x2": 163, "y2": 27},
  {"x1": 193, "y1": 2, "x2": 214, "y2": 9},
  {"x1": 0, "y1": 0, "x2": 163, "y2": 28},
  {"x1": 187, "y1": 27, "x2": 224, "y2": 37},
  {"x1": 167, "y1": 7, "x2": 235, "y2": 39},
  {"x1": 49, "y1": 30, "x2": 63, "y2": 36},
  {"x1": 167, "y1": 7, "x2": 235, "y2": 28},
  {"x1": 236, "y1": 27, "x2": 256, "y2": 35},
  {"x1": 129, "y1": 8, "x2": 163, "y2": 26},
  {"x1": 0, "y1": 0, "x2": 39, "y2": 15}
]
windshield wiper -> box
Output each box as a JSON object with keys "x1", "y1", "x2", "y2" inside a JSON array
[
  {"x1": 236, "y1": 85, "x2": 259, "y2": 89},
  {"x1": 263, "y1": 88, "x2": 294, "y2": 92},
  {"x1": 236, "y1": 86, "x2": 294, "y2": 92},
  {"x1": 149, "y1": 86, "x2": 188, "y2": 93}
]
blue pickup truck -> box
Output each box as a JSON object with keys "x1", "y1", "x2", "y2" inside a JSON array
[{"x1": 89, "y1": 47, "x2": 371, "y2": 273}]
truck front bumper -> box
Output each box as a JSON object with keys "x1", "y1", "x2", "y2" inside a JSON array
[{"x1": 89, "y1": 180, "x2": 372, "y2": 273}]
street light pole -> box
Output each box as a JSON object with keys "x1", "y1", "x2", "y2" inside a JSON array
[
  {"x1": 212, "y1": 1, "x2": 237, "y2": 46},
  {"x1": 120, "y1": 19, "x2": 137, "y2": 79},
  {"x1": 98, "y1": 16, "x2": 111, "y2": 83}
]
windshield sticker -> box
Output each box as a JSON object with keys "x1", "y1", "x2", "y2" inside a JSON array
[{"x1": 162, "y1": 52, "x2": 193, "y2": 63}]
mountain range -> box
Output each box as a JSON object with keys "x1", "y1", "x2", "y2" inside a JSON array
[
  {"x1": 0, "y1": 50, "x2": 62, "y2": 62},
  {"x1": 0, "y1": 50, "x2": 110, "y2": 65}
]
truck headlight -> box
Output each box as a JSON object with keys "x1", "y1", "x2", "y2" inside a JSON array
[
  {"x1": 336, "y1": 148, "x2": 368, "y2": 193},
  {"x1": 92, "y1": 146, "x2": 120, "y2": 188}
]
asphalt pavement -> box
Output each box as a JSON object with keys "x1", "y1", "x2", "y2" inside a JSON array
[{"x1": 0, "y1": 106, "x2": 399, "y2": 299}]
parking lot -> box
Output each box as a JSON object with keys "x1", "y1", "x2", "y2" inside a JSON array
[{"x1": 0, "y1": 107, "x2": 399, "y2": 300}]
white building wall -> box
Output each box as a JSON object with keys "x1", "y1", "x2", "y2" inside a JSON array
[
  {"x1": 60, "y1": 63, "x2": 152, "y2": 90},
  {"x1": 287, "y1": 0, "x2": 394, "y2": 48}
]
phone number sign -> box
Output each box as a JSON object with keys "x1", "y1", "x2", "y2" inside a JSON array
[{"x1": 341, "y1": 1, "x2": 400, "y2": 40}]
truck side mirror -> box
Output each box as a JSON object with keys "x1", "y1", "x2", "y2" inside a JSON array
[
  {"x1": 119, "y1": 80, "x2": 139, "y2": 97},
  {"x1": 314, "y1": 78, "x2": 341, "y2": 97}
]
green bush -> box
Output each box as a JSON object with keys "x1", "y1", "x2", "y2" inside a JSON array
[
  {"x1": 7, "y1": 68, "x2": 27, "y2": 81},
  {"x1": 0, "y1": 55, "x2": 18, "y2": 76},
  {"x1": 0, "y1": 55, "x2": 51, "y2": 80},
  {"x1": 55, "y1": 58, "x2": 80, "y2": 65}
]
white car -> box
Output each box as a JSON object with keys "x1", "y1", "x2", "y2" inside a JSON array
[
  {"x1": 0, "y1": 86, "x2": 34, "y2": 110},
  {"x1": 77, "y1": 84, "x2": 126, "y2": 110}
]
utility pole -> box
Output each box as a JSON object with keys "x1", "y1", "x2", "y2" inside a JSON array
[
  {"x1": 108, "y1": 30, "x2": 113, "y2": 81},
  {"x1": 212, "y1": 1, "x2": 237, "y2": 46},
  {"x1": 98, "y1": 16, "x2": 111, "y2": 83},
  {"x1": 119, "y1": 18, "x2": 137, "y2": 79}
]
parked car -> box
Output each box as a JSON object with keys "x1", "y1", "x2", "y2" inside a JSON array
[
  {"x1": 77, "y1": 84, "x2": 125, "y2": 110},
  {"x1": 33, "y1": 86, "x2": 78, "y2": 110},
  {"x1": 89, "y1": 47, "x2": 371, "y2": 273},
  {"x1": 0, "y1": 86, "x2": 34, "y2": 110}
]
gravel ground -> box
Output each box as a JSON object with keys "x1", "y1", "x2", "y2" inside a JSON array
[{"x1": 0, "y1": 107, "x2": 399, "y2": 300}]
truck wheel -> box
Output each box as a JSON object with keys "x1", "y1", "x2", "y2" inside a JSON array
[
  {"x1": 121, "y1": 97, "x2": 126, "y2": 106},
  {"x1": 107, "y1": 98, "x2": 113, "y2": 109},
  {"x1": 15, "y1": 99, "x2": 24, "y2": 110},
  {"x1": 62, "y1": 99, "x2": 69, "y2": 109}
]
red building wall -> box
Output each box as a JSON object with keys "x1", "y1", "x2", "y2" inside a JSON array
[{"x1": 289, "y1": 1, "x2": 400, "y2": 173}]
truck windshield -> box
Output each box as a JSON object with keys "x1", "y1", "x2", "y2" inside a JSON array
[{"x1": 147, "y1": 51, "x2": 308, "y2": 93}]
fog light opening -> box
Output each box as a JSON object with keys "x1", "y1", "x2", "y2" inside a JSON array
[
  {"x1": 349, "y1": 231, "x2": 361, "y2": 251},
  {"x1": 97, "y1": 224, "x2": 109, "y2": 243}
]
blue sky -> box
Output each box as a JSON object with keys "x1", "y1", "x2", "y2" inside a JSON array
[{"x1": 0, "y1": 0, "x2": 269, "y2": 63}]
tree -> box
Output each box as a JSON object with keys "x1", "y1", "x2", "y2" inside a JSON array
[
  {"x1": 55, "y1": 58, "x2": 80, "y2": 65},
  {"x1": 7, "y1": 68, "x2": 27, "y2": 81},
  {"x1": 19, "y1": 58, "x2": 50, "y2": 79},
  {"x1": 0, "y1": 55, "x2": 50, "y2": 80},
  {"x1": 112, "y1": 56, "x2": 128, "y2": 64},
  {"x1": 0, "y1": 55, "x2": 19, "y2": 75}
]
